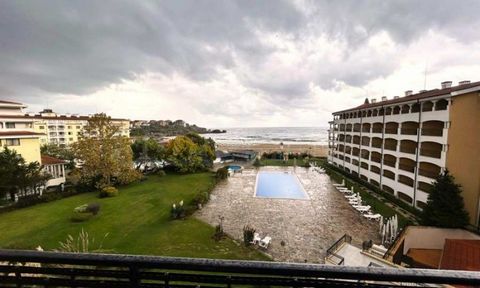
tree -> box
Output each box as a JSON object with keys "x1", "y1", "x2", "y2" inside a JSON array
[
  {"x1": 41, "y1": 143, "x2": 75, "y2": 169},
  {"x1": 0, "y1": 147, "x2": 50, "y2": 200},
  {"x1": 72, "y1": 113, "x2": 141, "y2": 189},
  {"x1": 131, "y1": 138, "x2": 165, "y2": 161},
  {"x1": 185, "y1": 133, "x2": 215, "y2": 169},
  {"x1": 165, "y1": 136, "x2": 204, "y2": 173},
  {"x1": 421, "y1": 170, "x2": 469, "y2": 228}
]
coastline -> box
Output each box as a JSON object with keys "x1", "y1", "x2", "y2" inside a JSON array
[{"x1": 217, "y1": 143, "x2": 328, "y2": 157}]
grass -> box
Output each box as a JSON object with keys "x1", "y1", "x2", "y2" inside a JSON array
[{"x1": 0, "y1": 173, "x2": 269, "y2": 260}]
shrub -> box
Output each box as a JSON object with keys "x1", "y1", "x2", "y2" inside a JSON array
[
  {"x1": 216, "y1": 167, "x2": 229, "y2": 180},
  {"x1": 171, "y1": 200, "x2": 185, "y2": 219},
  {"x1": 243, "y1": 225, "x2": 256, "y2": 246},
  {"x1": 253, "y1": 158, "x2": 261, "y2": 167},
  {"x1": 99, "y1": 186, "x2": 118, "y2": 198},
  {"x1": 156, "y1": 170, "x2": 166, "y2": 177},
  {"x1": 213, "y1": 224, "x2": 225, "y2": 241},
  {"x1": 193, "y1": 191, "x2": 209, "y2": 207},
  {"x1": 71, "y1": 211, "x2": 93, "y2": 222},
  {"x1": 86, "y1": 203, "x2": 101, "y2": 215}
]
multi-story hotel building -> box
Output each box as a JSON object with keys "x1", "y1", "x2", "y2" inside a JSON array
[
  {"x1": 0, "y1": 106, "x2": 130, "y2": 147},
  {"x1": 328, "y1": 80, "x2": 480, "y2": 227}
]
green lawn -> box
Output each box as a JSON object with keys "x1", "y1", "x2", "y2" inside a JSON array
[{"x1": 0, "y1": 173, "x2": 269, "y2": 260}]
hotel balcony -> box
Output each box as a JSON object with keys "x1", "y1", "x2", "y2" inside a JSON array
[{"x1": 0, "y1": 249, "x2": 478, "y2": 287}]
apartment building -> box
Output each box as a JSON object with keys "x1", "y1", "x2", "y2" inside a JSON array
[
  {"x1": 328, "y1": 80, "x2": 480, "y2": 227},
  {"x1": 0, "y1": 100, "x2": 43, "y2": 163},
  {"x1": 0, "y1": 106, "x2": 130, "y2": 147}
]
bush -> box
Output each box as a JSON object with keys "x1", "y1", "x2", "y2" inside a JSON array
[
  {"x1": 86, "y1": 203, "x2": 101, "y2": 215},
  {"x1": 99, "y1": 186, "x2": 118, "y2": 198},
  {"x1": 213, "y1": 224, "x2": 225, "y2": 241},
  {"x1": 192, "y1": 191, "x2": 210, "y2": 207},
  {"x1": 253, "y1": 158, "x2": 261, "y2": 167},
  {"x1": 156, "y1": 170, "x2": 166, "y2": 177},
  {"x1": 216, "y1": 167, "x2": 229, "y2": 180},
  {"x1": 171, "y1": 200, "x2": 185, "y2": 219},
  {"x1": 243, "y1": 225, "x2": 256, "y2": 246},
  {"x1": 71, "y1": 211, "x2": 93, "y2": 222}
]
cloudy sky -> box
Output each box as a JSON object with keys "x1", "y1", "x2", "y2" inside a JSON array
[{"x1": 1, "y1": 1, "x2": 480, "y2": 128}]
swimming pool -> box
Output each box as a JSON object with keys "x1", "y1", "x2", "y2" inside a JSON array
[
  {"x1": 255, "y1": 171, "x2": 308, "y2": 199},
  {"x1": 227, "y1": 165, "x2": 242, "y2": 171}
]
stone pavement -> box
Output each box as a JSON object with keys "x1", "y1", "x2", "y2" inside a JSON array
[{"x1": 196, "y1": 166, "x2": 380, "y2": 263}]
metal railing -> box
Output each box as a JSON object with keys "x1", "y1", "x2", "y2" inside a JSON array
[
  {"x1": 1, "y1": 249, "x2": 479, "y2": 287},
  {"x1": 326, "y1": 234, "x2": 352, "y2": 266}
]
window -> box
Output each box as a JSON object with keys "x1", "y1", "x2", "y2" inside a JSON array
[
  {"x1": 5, "y1": 139, "x2": 20, "y2": 146},
  {"x1": 69, "y1": 138, "x2": 73, "y2": 141},
  {"x1": 68, "y1": 132, "x2": 72, "y2": 135},
  {"x1": 76, "y1": 126, "x2": 81, "y2": 129},
  {"x1": 6, "y1": 122, "x2": 15, "y2": 128},
  {"x1": 39, "y1": 126, "x2": 45, "y2": 129}
]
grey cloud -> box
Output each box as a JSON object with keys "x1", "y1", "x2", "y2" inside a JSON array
[{"x1": 1, "y1": 0, "x2": 480, "y2": 120}]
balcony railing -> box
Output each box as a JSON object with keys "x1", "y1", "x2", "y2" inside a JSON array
[
  {"x1": 420, "y1": 148, "x2": 442, "y2": 159},
  {"x1": 383, "y1": 160, "x2": 396, "y2": 168},
  {"x1": 418, "y1": 169, "x2": 440, "y2": 179},
  {"x1": 421, "y1": 128, "x2": 443, "y2": 137},
  {"x1": 326, "y1": 234, "x2": 352, "y2": 265},
  {"x1": 400, "y1": 128, "x2": 417, "y2": 135},
  {"x1": 384, "y1": 128, "x2": 398, "y2": 134},
  {"x1": 2, "y1": 249, "x2": 477, "y2": 287},
  {"x1": 400, "y1": 146, "x2": 416, "y2": 154},
  {"x1": 399, "y1": 164, "x2": 415, "y2": 173}
]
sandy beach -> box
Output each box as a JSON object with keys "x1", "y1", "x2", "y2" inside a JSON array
[{"x1": 217, "y1": 143, "x2": 328, "y2": 157}]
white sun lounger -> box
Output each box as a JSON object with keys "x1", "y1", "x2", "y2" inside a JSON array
[
  {"x1": 363, "y1": 213, "x2": 382, "y2": 220},
  {"x1": 259, "y1": 236, "x2": 271, "y2": 249},
  {"x1": 251, "y1": 233, "x2": 262, "y2": 245}
]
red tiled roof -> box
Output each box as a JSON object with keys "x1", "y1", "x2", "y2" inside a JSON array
[
  {"x1": 41, "y1": 155, "x2": 66, "y2": 165},
  {"x1": 334, "y1": 80, "x2": 480, "y2": 114},
  {"x1": 440, "y1": 239, "x2": 480, "y2": 271},
  {"x1": 0, "y1": 131, "x2": 44, "y2": 137},
  {"x1": 0, "y1": 100, "x2": 24, "y2": 105}
]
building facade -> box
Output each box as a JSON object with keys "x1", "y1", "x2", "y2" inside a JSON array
[
  {"x1": 328, "y1": 80, "x2": 480, "y2": 227},
  {"x1": 0, "y1": 100, "x2": 43, "y2": 163},
  {"x1": 0, "y1": 106, "x2": 130, "y2": 147}
]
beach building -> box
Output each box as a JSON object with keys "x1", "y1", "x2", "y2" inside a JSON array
[{"x1": 328, "y1": 80, "x2": 480, "y2": 227}]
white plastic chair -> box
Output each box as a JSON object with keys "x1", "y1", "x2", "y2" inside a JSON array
[
  {"x1": 259, "y1": 236, "x2": 271, "y2": 249},
  {"x1": 251, "y1": 233, "x2": 261, "y2": 245}
]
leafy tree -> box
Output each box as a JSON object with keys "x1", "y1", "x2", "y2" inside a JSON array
[
  {"x1": 72, "y1": 113, "x2": 141, "y2": 189},
  {"x1": 41, "y1": 143, "x2": 75, "y2": 169},
  {"x1": 0, "y1": 147, "x2": 50, "y2": 200},
  {"x1": 165, "y1": 136, "x2": 204, "y2": 173},
  {"x1": 185, "y1": 133, "x2": 215, "y2": 169},
  {"x1": 421, "y1": 170, "x2": 469, "y2": 228},
  {"x1": 131, "y1": 138, "x2": 165, "y2": 161}
]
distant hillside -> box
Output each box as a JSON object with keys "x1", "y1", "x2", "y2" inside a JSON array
[{"x1": 130, "y1": 119, "x2": 226, "y2": 137}]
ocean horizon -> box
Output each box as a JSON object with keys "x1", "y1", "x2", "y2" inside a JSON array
[{"x1": 202, "y1": 126, "x2": 328, "y2": 146}]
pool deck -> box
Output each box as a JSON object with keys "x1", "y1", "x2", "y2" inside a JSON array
[{"x1": 196, "y1": 166, "x2": 381, "y2": 263}]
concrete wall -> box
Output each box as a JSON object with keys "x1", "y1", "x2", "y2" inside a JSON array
[
  {"x1": 446, "y1": 92, "x2": 480, "y2": 226},
  {"x1": 0, "y1": 137, "x2": 42, "y2": 163}
]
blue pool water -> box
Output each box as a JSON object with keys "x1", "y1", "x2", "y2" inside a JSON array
[
  {"x1": 255, "y1": 172, "x2": 308, "y2": 199},
  {"x1": 227, "y1": 165, "x2": 242, "y2": 171}
]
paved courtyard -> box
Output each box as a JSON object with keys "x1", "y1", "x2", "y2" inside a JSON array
[{"x1": 196, "y1": 166, "x2": 381, "y2": 263}]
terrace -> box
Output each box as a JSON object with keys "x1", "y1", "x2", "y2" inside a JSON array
[{"x1": 197, "y1": 166, "x2": 380, "y2": 263}]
